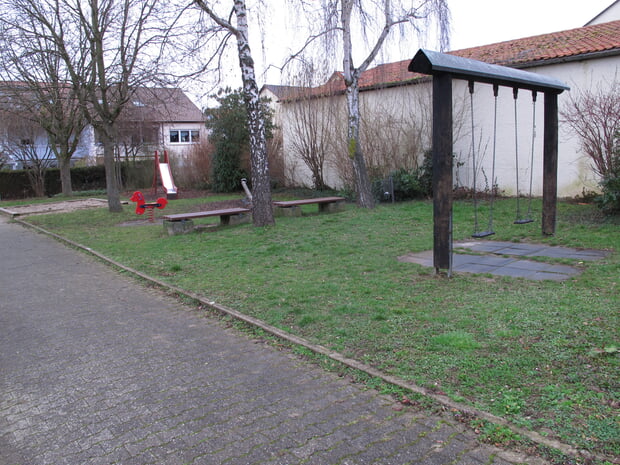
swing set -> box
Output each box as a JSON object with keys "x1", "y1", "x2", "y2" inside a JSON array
[
  {"x1": 409, "y1": 49, "x2": 569, "y2": 274},
  {"x1": 469, "y1": 83, "x2": 539, "y2": 238}
]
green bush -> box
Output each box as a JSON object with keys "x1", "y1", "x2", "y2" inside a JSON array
[
  {"x1": 596, "y1": 155, "x2": 620, "y2": 215},
  {"x1": 0, "y1": 170, "x2": 33, "y2": 199},
  {"x1": 206, "y1": 88, "x2": 274, "y2": 193},
  {"x1": 121, "y1": 160, "x2": 153, "y2": 190},
  {"x1": 372, "y1": 151, "x2": 433, "y2": 202},
  {"x1": 211, "y1": 139, "x2": 248, "y2": 193},
  {"x1": 596, "y1": 132, "x2": 620, "y2": 215}
]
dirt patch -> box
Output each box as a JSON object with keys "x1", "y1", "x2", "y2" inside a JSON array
[
  {"x1": 1, "y1": 190, "x2": 248, "y2": 221},
  {"x1": 0, "y1": 198, "x2": 108, "y2": 217},
  {"x1": 117, "y1": 196, "x2": 248, "y2": 227}
]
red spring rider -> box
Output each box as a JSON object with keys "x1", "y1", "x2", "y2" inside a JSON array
[{"x1": 130, "y1": 191, "x2": 168, "y2": 223}]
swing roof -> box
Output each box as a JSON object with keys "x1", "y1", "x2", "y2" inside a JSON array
[{"x1": 409, "y1": 49, "x2": 570, "y2": 94}]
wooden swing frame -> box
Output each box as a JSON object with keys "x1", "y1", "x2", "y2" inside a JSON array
[{"x1": 408, "y1": 49, "x2": 569, "y2": 274}]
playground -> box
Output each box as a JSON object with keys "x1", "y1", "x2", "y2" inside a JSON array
[
  {"x1": 2, "y1": 53, "x2": 618, "y2": 463},
  {"x1": 13, "y1": 190, "x2": 618, "y2": 462}
]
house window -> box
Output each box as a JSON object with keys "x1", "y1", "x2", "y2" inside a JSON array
[{"x1": 169, "y1": 129, "x2": 200, "y2": 144}]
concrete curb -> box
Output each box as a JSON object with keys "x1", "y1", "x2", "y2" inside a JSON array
[{"x1": 13, "y1": 217, "x2": 612, "y2": 465}]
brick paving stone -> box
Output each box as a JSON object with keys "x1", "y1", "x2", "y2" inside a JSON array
[{"x1": 0, "y1": 216, "x2": 548, "y2": 465}]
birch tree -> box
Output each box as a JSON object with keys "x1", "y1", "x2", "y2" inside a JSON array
[
  {"x1": 193, "y1": 0, "x2": 275, "y2": 226},
  {"x1": 299, "y1": 0, "x2": 449, "y2": 207}
]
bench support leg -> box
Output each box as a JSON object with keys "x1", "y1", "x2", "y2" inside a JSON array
[
  {"x1": 319, "y1": 201, "x2": 345, "y2": 213},
  {"x1": 274, "y1": 206, "x2": 302, "y2": 217},
  {"x1": 221, "y1": 213, "x2": 252, "y2": 225},
  {"x1": 164, "y1": 219, "x2": 194, "y2": 236}
]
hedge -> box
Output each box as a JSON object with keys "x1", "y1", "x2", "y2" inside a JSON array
[{"x1": 0, "y1": 161, "x2": 152, "y2": 200}]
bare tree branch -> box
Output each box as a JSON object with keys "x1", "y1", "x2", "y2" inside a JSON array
[{"x1": 561, "y1": 77, "x2": 620, "y2": 178}]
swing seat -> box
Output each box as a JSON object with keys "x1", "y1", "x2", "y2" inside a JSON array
[
  {"x1": 472, "y1": 230, "x2": 495, "y2": 238},
  {"x1": 514, "y1": 218, "x2": 534, "y2": 224}
]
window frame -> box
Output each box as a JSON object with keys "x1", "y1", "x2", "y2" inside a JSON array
[{"x1": 169, "y1": 129, "x2": 200, "y2": 144}]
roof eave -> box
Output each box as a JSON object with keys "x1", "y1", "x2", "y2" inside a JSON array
[
  {"x1": 409, "y1": 49, "x2": 570, "y2": 93},
  {"x1": 510, "y1": 48, "x2": 620, "y2": 70}
]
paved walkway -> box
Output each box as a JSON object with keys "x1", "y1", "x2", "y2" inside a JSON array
[
  {"x1": 398, "y1": 240, "x2": 610, "y2": 281},
  {"x1": 0, "y1": 216, "x2": 545, "y2": 465}
]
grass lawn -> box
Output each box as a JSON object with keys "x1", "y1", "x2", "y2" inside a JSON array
[{"x1": 17, "y1": 193, "x2": 619, "y2": 459}]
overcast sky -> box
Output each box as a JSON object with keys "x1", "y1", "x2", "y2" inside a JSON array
[
  {"x1": 264, "y1": 0, "x2": 614, "y2": 81},
  {"x1": 448, "y1": 0, "x2": 613, "y2": 50},
  {"x1": 192, "y1": 0, "x2": 615, "y2": 104}
]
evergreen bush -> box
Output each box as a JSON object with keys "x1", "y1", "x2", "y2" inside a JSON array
[{"x1": 205, "y1": 88, "x2": 274, "y2": 192}]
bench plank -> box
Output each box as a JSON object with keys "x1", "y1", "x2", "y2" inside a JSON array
[
  {"x1": 272, "y1": 197, "x2": 344, "y2": 207},
  {"x1": 163, "y1": 207, "x2": 250, "y2": 222}
]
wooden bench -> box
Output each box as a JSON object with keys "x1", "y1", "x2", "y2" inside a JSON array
[
  {"x1": 272, "y1": 196, "x2": 345, "y2": 217},
  {"x1": 162, "y1": 207, "x2": 251, "y2": 235}
]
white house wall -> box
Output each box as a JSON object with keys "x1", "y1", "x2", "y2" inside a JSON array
[
  {"x1": 539, "y1": 56, "x2": 618, "y2": 196},
  {"x1": 75, "y1": 126, "x2": 96, "y2": 165},
  {"x1": 280, "y1": 54, "x2": 618, "y2": 197},
  {"x1": 281, "y1": 84, "x2": 434, "y2": 190},
  {"x1": 160, "y1": 122, "x2": 207, "y2": 160},
  {"x1": 453, "y1": 79, "x2": 549, "y2": 197},
  {"x1": 455, "y1": 55, "x2": 619, "y2": 197},
  {"x1": 587, "y1": 1, "x2": 620, "y2": 24},
  {"x1": 280, "y1": 96, "x2": 346, "y2": 189}
]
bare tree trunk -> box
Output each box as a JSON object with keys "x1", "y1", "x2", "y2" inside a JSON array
[
  {"x1": 58, "y1": 156, "x2": 73, "y2": 196},
  {"x1": 345, "y1": 78, "x2": 375, "y2": 207},
  {"x1": 26, "y1": 169, "x2": 46, "y2": 198},
  {"x1": 233, "y1": 1, "x2": 274, "y2": 226},
  {"x1": 101, "y1": 133, "x2": 123, "y2": 212}
]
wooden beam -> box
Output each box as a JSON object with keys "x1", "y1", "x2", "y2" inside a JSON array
[
  {"x1": 542, "y1": 92, "x2": 559, "y2": 235},
  {"x1": 409, "y1": 49, "x2": 569, "y2": 94},
  {"x1": 432, "y1": 73, "x2": 453, "y2": 273}
]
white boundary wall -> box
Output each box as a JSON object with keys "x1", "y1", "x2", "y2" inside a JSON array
[{"x1": 278, "y1": 54, "x2": 619, "y2": 197}]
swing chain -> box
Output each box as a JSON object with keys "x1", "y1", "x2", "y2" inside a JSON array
[{"x1": 470, "y1": 82, "x2": 497, "y2": 238}]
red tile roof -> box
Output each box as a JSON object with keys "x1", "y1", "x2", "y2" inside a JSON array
[
  {"x1": 285, "y1": 20, "x2": 620, "y2": 98},
  {"x1": 454, "y1": 19, "x2": 620, "y2": 67}
]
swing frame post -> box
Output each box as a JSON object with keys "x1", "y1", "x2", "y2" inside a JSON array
[
  {"x1": 542, "y1": 92, "x2": 559, "y2": 235},
  {"x1": 432, "y1": 73, "x2": 453, "y2": 273},
  {"x1": 409, "y1": 49, "x2": 569, "y2": 275}
]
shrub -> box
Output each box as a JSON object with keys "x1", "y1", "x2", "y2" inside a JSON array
[
  {"x1": 121, "y1": 160, "x2": 152, "y2": 190},
  {"x1": 596, "y1": 132, "x2": 620, "y2": 215},
  {"x1": 372, "y1": 151, "x2": 433, "y2": 202},
  {"x1": 206, "y1": 88, "x2": 274, "y2": 193},
  {"x1": 170, "y1": 140, "x2": 214, "y2": 190}
]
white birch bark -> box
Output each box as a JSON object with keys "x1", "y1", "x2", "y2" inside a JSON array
[
  {"x1": 194, "y1": 0, "x2": 275, "y2": 226},
  {"x1": 233, "y1": 0, "x2": 274, "y2": 226},
  {"x1": 329, "y1": 0, "x2": 449, "y2": 207}
]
